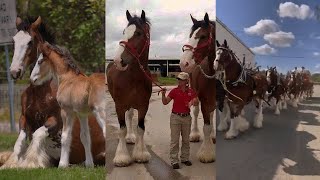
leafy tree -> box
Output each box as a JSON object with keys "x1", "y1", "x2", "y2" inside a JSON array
[{"x1": 0, "y1": 0, "x2": 105, "y2": 80}]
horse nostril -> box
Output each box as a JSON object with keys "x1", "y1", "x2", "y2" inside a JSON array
[{"x1": 185, "y1": 62, "x2": 189, "y2": 67}]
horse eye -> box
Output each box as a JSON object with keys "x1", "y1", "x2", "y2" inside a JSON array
[
  {"x1": 200, "y1": 35, "x2": 206, "y2": 40},
  {"x1": 136, "y1": 32, "x2": 141, "y2": 36},
  {"x1": 28, "y1": 41, "x2": 32, "y2": 46}
]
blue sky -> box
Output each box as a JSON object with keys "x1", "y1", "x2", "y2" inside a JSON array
[{"x1": 217, "y1": 0, "x2": 320, "y2": 73}]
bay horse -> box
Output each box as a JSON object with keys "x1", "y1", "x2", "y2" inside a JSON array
[
  {"x1": 266, "y1": 66, "x2": 287, "y2": 115},
  {"x1": 106, "y1": 10, "x2": 152, "y2": 167},
  {"x1": 1, "y1": 17, "x2": 105, "y2": 168},
  {"x1": 287, "y1": 70, "x2": 301, "y2": 107},
  {"x1": 214, "y1": 40, "x2": 268, "y2": 138},
  {"x1": 179, "y1": 13, "x2": 215, "y2": 163},
  {"x1": 300, "y1": 69, "x2": 313, "y2": 98}
]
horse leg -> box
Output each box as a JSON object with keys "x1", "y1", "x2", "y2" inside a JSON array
[
  {"x1": 225, "y1": 104, "x2": 239, "y2": 139},
  {"x1": 253, "y1": 99, "x2": 263, "y2": 128},
  {"x1": 113, "y1": 107, "x2": 132, "y2": 166},
  {"x1": 282, "y1": 95, "x2": 288, "y2": 109},
  {"x1": 92, "y1": 108, "x2": 107, "y2": 139},
  {"x1": 190, "y1": 105, "x2": 201, "y2": 142},
  {"x1": 197, "y1": 110, "x2": 215, "y2": 163},
  {"x1": 132, "y1": 107, "x2": 151, "y2": 163},
  {"x1": 1, "y1": 115, "x2": 27, "y2": 168},
  {"x1": 210, "y1": 109, "x2": 216, "y2": 142},
  {"x1": 275, "y1": 97, "x2": 280, "y2": 115},
  {"x1": 125, "y1": 108, "x2": 136, "y2": 144},
  {"x1": 236, "y1": 108, "x2": 249, "y2": 132},
  {"x1": 292, "y1": 94, "x2": 298, "y2": 108},
  {"x1": 59, "y1": 108, "x2": 75, "y2": 168},
  {"x1": 1, "y1": 132, "x2": 27, "y2": 168},
  {"x1": 78, "y1": 113, "x2": 94, "y2": 167},
  {"x1": 218, "y1": 100, "x2": 229, "y2": 131}
]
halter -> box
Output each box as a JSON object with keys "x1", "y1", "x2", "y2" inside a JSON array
[
  {"x1": 119, "y1": 25, "x2": 150, "y2": 63},
  {"x1": 117, "y1": 24, "x2": 165, "y2": 92},
  {"x1": 182, "y1": 26, "x2": 213, "y2": 64}
]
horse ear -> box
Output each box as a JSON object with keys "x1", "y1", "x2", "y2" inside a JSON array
[
  {"x1": 223, "y1": 39, "x2": 228, "y2": 47},
  {"x1": 32, "y1": 16, "x2": 42, "y2": 28},
  {"x1": 16, "y1": 17, "x2": 22, "y2": 27},
  {"x1": 141, "y1": 10, "x2": 146, "y2": 22},
  {"x1": 190, "y1": 14, "x2": 197, "y2": 24},
  {"x1": 216, "y1": 40, "x2": 220, "y2": 47},
  {"x1": 204, "y1": 13, "x2": 209, "y2": 25},
  {"x1": 126, "y1": 10, "x2": 132, "y2": 21}
]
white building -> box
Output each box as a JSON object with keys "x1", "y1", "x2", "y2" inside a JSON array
[{"x1": 216, "y1": 18, "x2": 255, "y2": 68}]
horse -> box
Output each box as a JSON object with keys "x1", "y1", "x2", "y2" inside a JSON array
[
  {"x1": 300, "y1": 69, "x2": 313, "y2": 98},
  {"x1": 214, "y1": 40, "x2": 269, "y2": 139},
  {"x1": 106, "y1": 10, "x2": 152, "y2": 167},
  {"x1": 266, "y1": 66, "x2": 287, "y2": 114},
  {"x1": 287, "y1": 70, "x2": 301, "y2": 107},
  {"x1": 1, "y1": 16, "x2": 105, "y2": 168},
  {"x1": 179, "y1": 13, "x2": 215, "y2": 163}
]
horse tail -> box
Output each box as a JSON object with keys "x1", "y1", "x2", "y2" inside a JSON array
[{"x1": 0, "y1": 151, "x2": 13, "y2": 166}]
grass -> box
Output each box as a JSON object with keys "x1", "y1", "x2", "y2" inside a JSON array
[
  {"x1": 158, "y1": 77, "x2": 178, "y2": 86},
  {"x1": 0, "y1": 133, "x2": 18, "y2": 151},
  {"x1": 0, "y1": 133, "x2": 105, "y2": 180},
  {"x1": 0, "y1": 166, "x2": 105, "y2": 180}
]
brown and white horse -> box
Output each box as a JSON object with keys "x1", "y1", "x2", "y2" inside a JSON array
[
  {"x1": 106, "y1": 10, "x2": 152, "y2": 167},
  {"x1": 1, "y1": 17, "x2": 105, "y2": 168},
  {"x1": 266, "y1": 67, "x2": 287, "y2": 114},
  {"x1": 180, "y1": 13, "x2": 215, "y2": 163},
  {"x1": 30, "y1": 36, "x2": 107, "y2": 168},
  {"x1": 214, "y1": 40, "x2": 269, "y2": 138}
]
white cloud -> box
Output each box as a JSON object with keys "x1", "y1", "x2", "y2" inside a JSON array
[
  {"x1": 250, "y1": 44, "x2": 277, "y2": 55},
  {"x1": 314, "y1": 52, "x2": 320, "y2": 57},
  {"x1": 244, "y1": 19, "x2": 279, "y2": 36},
  {"x1": 277, "y1": 2, "x2": 314, "y2": 20},
  {"x1": 263, "y1": 31, "x2": 295, "y2": 47},
  {"x1": 105, "y1": 0, "x2": 216, "y2": 58}
]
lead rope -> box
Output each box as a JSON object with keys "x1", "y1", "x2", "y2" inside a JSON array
[
  {"x1": 197, "y1": 64, "x2": 216, "y2": 79},
  {"x1": 219, "y1": 70, "x2": 244, "y2": 102}
]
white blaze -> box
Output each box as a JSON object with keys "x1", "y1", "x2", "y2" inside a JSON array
[
  {"x1": 10, "y1": 31, "x2": 32, "y2": 75},
  {"x1": 214, "y1": 49, "x2": 223, "y2": 71},
  {"x1": 180, "y1": 28, "x2": 200, "y2": 73},
  {"x1": 114, "y1": 24, "x2": 136, "y2": 71}
]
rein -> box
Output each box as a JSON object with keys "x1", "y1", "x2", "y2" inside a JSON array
[
  {"x1": 119, "y1": 25, "x2": 165, "y2": 93},
  {"x1": 182, "y1": 25, "x2": 215, "y2": 79}
]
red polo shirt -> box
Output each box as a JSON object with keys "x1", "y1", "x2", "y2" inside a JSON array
[{"x1": 168, "y1": 87, "x2": 197, "y2": 113}]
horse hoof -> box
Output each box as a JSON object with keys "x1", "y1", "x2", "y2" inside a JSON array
[
  {"x1": 85, "y1": 160, "x2": 94, "y2": 168},
  {"x1": 125, "y1": 134, "x2": 136, "y2": 144},
  {"x1": 113, "y1": 156, "x2": 132, "y2": 167},
  {"x1": 189, "y1": 131, "x2": 201, "y2": 142},
  {"x1": 132, "y1": 148, "x2": 151, "y2": 163},
  {"x1": 217, "y1": 124, "x2": 228, "y2": 131},
  {"x1": 58, "y1": 162, "x2": 69, "y2": 168},
  {"x1": 225, "y1": 131, "x2": 238, "y2": 139}
]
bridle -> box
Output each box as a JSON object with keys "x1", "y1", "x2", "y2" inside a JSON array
[
  {"x1": 117, "y1": 24, "x2": 165, "y2": 92},
  {"x1": 182, "y1": 26, "x2": 213, "y2": 64},
  {"x1": 119, "y1": 25, "x2": 150, "y2": 64}
]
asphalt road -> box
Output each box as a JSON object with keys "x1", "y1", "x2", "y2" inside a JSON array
[
  {"x1": 216, "y1": 86, "x2": 320, "y2": 180},
  {"x1": 105, "y1": 86, "x2": 215, "y2": 180}
]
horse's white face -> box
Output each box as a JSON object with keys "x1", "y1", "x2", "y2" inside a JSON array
[
  {"x1": 266, "y1": 70, "x2": 271, "y2": 84},
  {"x1": 114, "y1": 24, "x2": 136, "y2": 71},
  {"x1": 10, "y1": 30, "x2": 32, "y2": 79},
  {"x1": 30, "y1": 53, "x2": 53, "y2": 85},
  {"x1": 213, "y1": 48, "x2": 223, "y2": 71},
  {"x1": 180, "y1": 28, "x2": 200, "y2": 73}
]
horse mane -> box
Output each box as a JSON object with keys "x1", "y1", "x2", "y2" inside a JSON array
[
  {"x1": 190, "y1": 20, "x2": 215, "y2": 38},
  {"x1": 127, "y1": 15, "x2": 151, "y2": 30},
  {"x1": 47, "y1": 43, "x2": 82, "y2": 75},
  {"x1": 17, "y1": 16, "x2": 55, "y2": 44}
]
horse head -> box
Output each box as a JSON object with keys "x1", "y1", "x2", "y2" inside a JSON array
[
  {"x1": 114, "y1": 10, "x2": 151, "y2": 71},
  {"x1": 180, "y1": 13, "x2": 215, "y2": 73}
]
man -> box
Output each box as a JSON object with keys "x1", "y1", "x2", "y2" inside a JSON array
[{"x1": 161, "y1": 72, "x2": 199, "y2": 169}]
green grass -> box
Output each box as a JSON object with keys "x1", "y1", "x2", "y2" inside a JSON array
[
  {"x1": 0, "y1": 133, "x2": 18, "y2": 151},
  {"x1": 158, "y1": 77, "x2": 177, "y2": 86},
  {"x1": 0, "y1": 133, "x2": 105, "y2": 180},
  {"x1": 0, "y1": 166, "x2": 105, "y2": 180}
]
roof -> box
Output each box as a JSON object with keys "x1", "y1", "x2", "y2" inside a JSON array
[{"x1": 216, "y1": 18, "x2": 254, "y2": 55}]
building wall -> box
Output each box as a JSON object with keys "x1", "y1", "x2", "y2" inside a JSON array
[{"x1": 216, "y1": 19, "x2": 255, "y2": 68}]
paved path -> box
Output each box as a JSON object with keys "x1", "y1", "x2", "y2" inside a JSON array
[
  {"x1": 106, "y1": 86, "x2": 215, "y2": 180},
  {"x1": 216, "y1": 86, "x2": 320, "y2": 180}
]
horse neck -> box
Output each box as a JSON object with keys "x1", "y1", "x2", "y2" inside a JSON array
[
  {"x1": 225, "y1": 54, "x2": 241, "y2": 81},
  {"x1": 47, "y1": 51, "x2": 77, "y2": 83},
  {"x1": 129, "y1": 46, "x2": 150, "y2": 73}
]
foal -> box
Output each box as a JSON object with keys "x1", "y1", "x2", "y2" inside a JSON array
[{"x1": 30, "y1": 42, "x2": 107, "y2": 167}]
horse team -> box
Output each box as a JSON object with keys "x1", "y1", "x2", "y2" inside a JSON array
[
  {"x1": 0, "y1": 9, "x2": 313, "y2": 169},
  {"x1": 214, "y1": 40, "x2": 314, "y2": 139}
]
